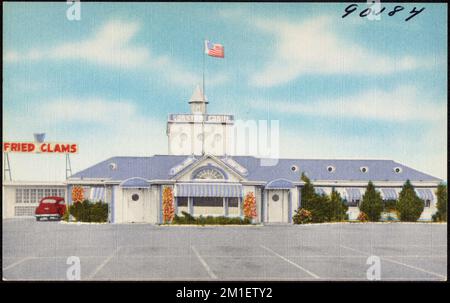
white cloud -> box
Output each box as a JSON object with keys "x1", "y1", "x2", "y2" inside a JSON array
[
  {"x1": 50, "y1": 20, "x2": 152, "y2": 69},
  {"x1": 249, "y1": 85, "x2": 446, "y2": 123},
  {"x1": 248, "y1": 16, "x2": 426, "y2": 87},
  {"x1": 4, "y1": 20, "x2": 228, "y2": 87}
]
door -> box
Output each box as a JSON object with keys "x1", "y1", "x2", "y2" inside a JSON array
[
  {"x1": 268, "y1": 190, "x2": 284, "y2": 223},
  {"x1": 127, "y1": 190, "x2": 144, "y2": 223}
]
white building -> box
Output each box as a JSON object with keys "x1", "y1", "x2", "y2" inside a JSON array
[{"x1": 2, "y1": 87, "x2": 442, "y2": 222}]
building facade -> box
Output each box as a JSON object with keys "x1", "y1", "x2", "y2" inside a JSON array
[
  {"x1": 3, "y1": 87, "x2": 442, "y2": 222},
  {"x1": 64, "y1": 87, "x2": 442, "y2": 223}
]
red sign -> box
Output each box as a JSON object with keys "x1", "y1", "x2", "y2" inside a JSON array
[{"x1": 3, "y1": 142, "x2": 78, "y2": 154}]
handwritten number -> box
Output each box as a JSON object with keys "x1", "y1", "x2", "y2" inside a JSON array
[{"x1": 406, "y1": 7, "x2": 425, "y2": 22}]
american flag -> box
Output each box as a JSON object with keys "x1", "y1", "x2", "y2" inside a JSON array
[{"x1": 204, "y1": 40, "x2": 224, "y2": 58}]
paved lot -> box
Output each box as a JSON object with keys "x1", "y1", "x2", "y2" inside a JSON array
[{"x1": 2, "y1": 218, "x2": 447, "y2": 281}]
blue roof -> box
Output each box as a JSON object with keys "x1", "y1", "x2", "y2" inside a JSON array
[{"x1": 69, "y1": 155, "x2": 441, "y2": 183}]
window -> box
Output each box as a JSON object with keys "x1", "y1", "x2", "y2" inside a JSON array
[
  {"x1": 360, "y1": 166, "x2": 368, "y2": 173},
  {"x1": 37, "y1": 189, "x2": 44, "y2": 201},
  {"x1": 394, "y1": 167, "x2": 402, "y2": 173},
  {"x1": 131, "y1": 194, "x2": 140, "y2": 201},
  {"x1": 193, "y1": 197, "x2": 224, "y2": 216},
  {"x1": 14, "y1": 206, "x2": 36, "y2": 217},
  {"x1": 272, "y1": 194, "x2": 280, "y2": 202},
  {"x1": 192, "y1": 167, "x2": 225, "y2": 180},
  {"x1": 228, "y1": 197, "x2": 240, "y2": 216},
  {"x1": 327, "y1": 165, "x2": 335, "y2": 173},
  {"x1": 177, "y1": 197, "x2": 189, "y2": 215},
  {"x1": 44, "y1": 189, "x2": 51, "y2": 197},
  {"x1": 425, "y1": 200, "x2": 431, "y2": 208},
  {"x1": 41, "y1": 198, "x2": 57, "y2": 204},
  {"x1": 30, "y1": 189, "x2": 37, "y2": 204},
  {"x1": 23, "y1": 189, "x2": 30, "y2": 203},
  {"x1": 291, "y1": 165, "x2": 299, "y2": 172},
  {"x1": 16, "y1": 189, "x2": 22, "y2": 204},
  {"x1": 51, "y1": 189, "x2": 58, "y2": 196}
]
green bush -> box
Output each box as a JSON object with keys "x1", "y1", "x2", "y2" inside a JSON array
[
  {"x1": 359, "y1": 181, "x2": 384, "y2": 222},
  {"x1": 299, "y1": 174, "x2": 348, "y2": 223},
  {"x1": 433, "y1": 183, "x2": 447, "y2": 222},
  {"x1": 172, "y1": 211, "x2": 251, "y2": 225},
  {"x1": 292, "y1": 208, "x2": 312, "y2": 224},
  {"x1": 69, "y1": 200, "x2": 108, "y2": 222},
  {"x1": 397, "y1": 180, "x2": 424, "y2": 222},
  {"x1": 329, "y1": 189, "x2": 348, "y2": 221}
]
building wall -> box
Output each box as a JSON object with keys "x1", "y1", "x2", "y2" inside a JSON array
[
  {"x1": 168, "y1": 120, "x2": 233, "y2": 156},
  {"x1": 2, "y1": 184, "x2": 66, "y2": 219}
]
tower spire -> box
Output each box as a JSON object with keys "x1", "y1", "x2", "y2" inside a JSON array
[{"x1": 189, "y1": 84, "x2": 208, "y2": 114}]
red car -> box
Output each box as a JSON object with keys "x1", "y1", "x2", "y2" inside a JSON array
[{"x1": 35, "y1": 196, "x2": 67, "y2": 221}]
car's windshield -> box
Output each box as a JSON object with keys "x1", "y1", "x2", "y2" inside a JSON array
[{"x1": 41, "y1": 199, "x2": 57, "y2": 204}]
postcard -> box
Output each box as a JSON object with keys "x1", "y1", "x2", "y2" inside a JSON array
[{"x1": 2, "y1": 1, "x2": 447, "y2": 287}]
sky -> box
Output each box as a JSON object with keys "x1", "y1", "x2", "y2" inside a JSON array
[{"x1": 3, "y1": 2, "x2": 447, "y2": 181}]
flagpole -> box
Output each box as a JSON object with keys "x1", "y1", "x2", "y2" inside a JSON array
[
  {"x1": 202, "y1": 39, "x2": 206, "y2": 155},
  {"x1": 202, "y1": 40, "x2": 206, "y2": 100}
]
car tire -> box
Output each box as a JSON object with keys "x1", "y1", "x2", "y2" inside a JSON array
[{"x1": 36, "y1": 217, "x2": 40, "y2": 221}]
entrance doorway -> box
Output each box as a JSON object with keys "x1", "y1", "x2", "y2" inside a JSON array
[
  {"x1": 267, "y1": 190, "x2": 285, "y2": 223},
  {"x1": 127, "y1": 190, "x2": 144, "y2": 223}
]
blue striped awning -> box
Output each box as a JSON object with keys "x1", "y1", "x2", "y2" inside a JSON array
[
  {"x1": 381, "y1": 188, "x2": 398, "y2": 200},
  {"x1": 345, "y1": 188, "x2": 362, "y2": 201},
  {"x1": 315, "y1": 187, "x2": 326, "y2": 195},
  {"x1": 176, "y1": 183, "x2": 242, "y2": 197},
  {"x1": 90, "y1": 187, "x2": 105, "y2": 202},
  {"x1": 416, "y1": 189, "x2": 434, "y2": 201}
]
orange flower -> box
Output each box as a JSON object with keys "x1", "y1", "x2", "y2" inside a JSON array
[
  {"x1": 162, "y1": 186, "x2": 175, "y2": 223},
  {"x1": 72, "y1": 186, "x2": 84, "y2": 203},
  {"x1": 243, "y1": 192, "x2": 257, "y2": 219}
]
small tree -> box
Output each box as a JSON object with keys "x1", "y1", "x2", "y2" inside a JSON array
[
  {"x1": 162, "y1": 186, "x2": 175, "y2": 223},
  {"x1": 243, "y1": 192, "x2": 257, "y2": 220},
  {"x1": 433, "y1": 183, "x2": 447, "y2": 222},
  {"x1": 359, "y1": 181, "x2": 383, "y2": 222},
  {"x1": 300, "y1": 172, "x2": 318, "y2": 210},
  {"x1": 329, "y1": 189, "x2": 348, "y2": 221},
  {"x1": 397, "y1": 180, "x2": 424, "y2": 222}
]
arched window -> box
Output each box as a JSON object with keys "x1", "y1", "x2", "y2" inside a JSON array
[{"x1": 192, "y1": 166, "x2": 226, "y2": 180}]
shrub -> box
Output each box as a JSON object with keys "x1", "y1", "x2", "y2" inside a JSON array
[
  {"x1": 359, "y1": 181, "x2": 384, "y2": 221},
  {"x1": 172, "y1": 211, "x2": 251, "y2": 225},
  {"x1": 243, "y1": 192, "x2": 257, "y2": 219},
  {"x1": 357, "y1": 212, "x2": 368, "y2": 222},
  {"x1": 292, "y1": 208, "x2": 312, "y2": 224},
  {"x1": 397, "y1": 180, "x2": 424, "y2": 222},
  {"x1": 329, "y1": 189, "x2": 348, "y2": 221},
  {"x1": 433, "y1": 183, "x2": 447, "y2": 222},
  {"x1": 299, "y1": 175, "x2": 349, "y2": 223},
  {"x1": 69, "y1": 200, "x2": 108, "y2": 222}
]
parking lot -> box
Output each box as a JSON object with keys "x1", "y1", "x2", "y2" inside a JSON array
[{"x1": 2, "y1": 218, "x2": 447, "y2": 281}]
